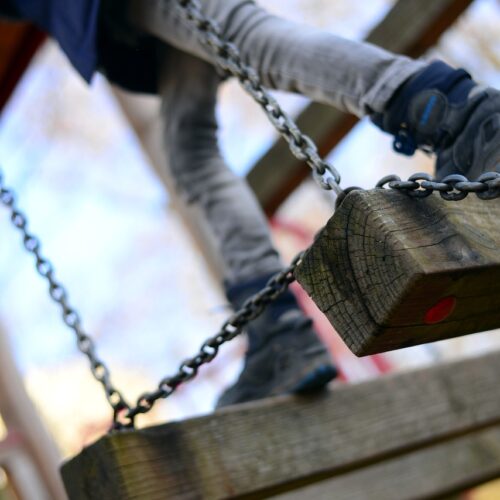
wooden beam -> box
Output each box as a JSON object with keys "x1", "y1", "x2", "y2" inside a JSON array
[
  {"x1": 62, "y1": 348, "x2": 500, "y2": 499},
  {"x1": 295, "y1": 190, "x2": 500, "y2": 355},
  {"x1": 275, "y1": 426, "x2": 500, "y2": 500},
  {"x1": 247, "y1": 0, "x2": 474, "y2": 215},
  {"x1": 0, "y1": 20, "x2": 45, "y2": 112}
]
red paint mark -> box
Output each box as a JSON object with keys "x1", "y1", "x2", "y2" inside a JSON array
[{"x1": 424, "y1": 296, "x2": 457, "y2": 325}]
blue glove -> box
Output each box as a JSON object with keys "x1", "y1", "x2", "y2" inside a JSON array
[{"x1": 372, "y1": 60, "x2": 500, "y2": 180}]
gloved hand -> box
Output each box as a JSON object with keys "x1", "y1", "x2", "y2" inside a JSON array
[
  {"x1": 372, "y1": 60, "x2": 500, "y2": 180},
  {"x1": 433, "y1": 87, "x2": 500, "y2": 179}
]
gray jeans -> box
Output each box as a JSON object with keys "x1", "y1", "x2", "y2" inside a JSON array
[{"x1": 128, "y1": 0, "x2": 426, "y2": 285}]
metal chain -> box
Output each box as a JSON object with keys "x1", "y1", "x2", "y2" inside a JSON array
[
  {"x1": 172, "y1": 0, "x2": 500, "y2": 203},
  {"x1": 119, "y1": 174, "x2": 500, "y2": 426},
  {"x1": 0, "y1": 172, "x2": 132, "y2": 423},
  {"x1": 1, "y1": 0, "x2": 499, "y2": 431},
  {"x1": 0, "y1": 169, "x2": 301, "y2": 428},
  {"x1": 376, "y1": 172, "x2": 500, "y2": 200},
  {"x1": 121, "y1": 254, "x2": 303, "y2": 428},
  {"x1": 174, "y1": 0, "x2": 343, "y2": 196},
  {"x1": 1, "y1": 166, "x2": 498, "y2": 430}
]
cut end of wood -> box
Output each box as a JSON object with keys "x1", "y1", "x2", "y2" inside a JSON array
[{"x1": 295, "y1": 190, "x2": 500, "y2": 355}]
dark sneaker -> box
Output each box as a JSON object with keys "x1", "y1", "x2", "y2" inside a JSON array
[
  {"x1": 216, "y1": 273, "x2": 338, "y2": 408},
  {"x1": 372, "y1": 60, "x2": 500, "y2": 179},
  {"x1": 216, "y1": 310, "x2": 337, "y2": 408}
]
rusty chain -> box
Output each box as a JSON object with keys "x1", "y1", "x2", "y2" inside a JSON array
[{"x1": 1, "y1": 0, "x2": 500, "y2": 430}]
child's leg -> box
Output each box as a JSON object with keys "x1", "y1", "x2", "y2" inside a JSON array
[
  {"x1": 159, "y1": 46, "x2": 282, "y2": 285},
  {"x1": 159, "y1": 48, "x2": 337, "y2": 406},
  {"x1": 128, "y1": 0, "x2": 425, "y2": 117}
]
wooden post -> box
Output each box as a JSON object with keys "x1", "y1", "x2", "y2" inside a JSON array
[
  {"x1": 61, "y1": 349, "x2": 500, "y2": 499},
  {"x1": 295, "y1": 190, "x2": 500, "y2": 355}
]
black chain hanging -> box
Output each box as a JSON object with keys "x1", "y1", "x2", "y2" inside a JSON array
[
  {"x1": 0, "y1": 0, "x2": 499, "y2": 431},
  {"x1": 0, "y1": 173, "x2": 130, "y2": 421}
]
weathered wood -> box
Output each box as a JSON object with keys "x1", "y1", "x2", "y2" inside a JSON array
[
  {"x1": 62, "y1": 349, "x2": 500, "y2": 499},
  {"x1": 247, "y1": 0, "x2": 474, "y2": 215},
  {"x1": 275, "y1": 426, "x2": 500, "y2": 500},
  {"x1": 295, "y1": 190, "x2": 500, "y2": 355}
]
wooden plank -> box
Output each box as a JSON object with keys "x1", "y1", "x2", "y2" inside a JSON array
[
  {"x1": 62, "y1": 349, "x2": 500, "y2": 499},
  {"x1": 275, "y1": 426, "x2": 500, "y2": 500},
  {"x1": 247, "y1": 0, "x2": 474, "y2": 215},
  {"x1": 295, "y1": 190, "x2": 500, "y2": 355}
]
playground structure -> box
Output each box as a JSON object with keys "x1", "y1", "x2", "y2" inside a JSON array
[{"x1": 1, "y1": 0, "x2": 500, "y2": 498}]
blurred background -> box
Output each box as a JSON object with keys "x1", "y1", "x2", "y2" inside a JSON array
[{"x1": 0, "y1": 0, "x2": 499, "y2": 498}]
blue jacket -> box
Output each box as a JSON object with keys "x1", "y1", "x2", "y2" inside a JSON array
[{"x1": 2, "y1": 0, "x2": 160, "y2": 93}]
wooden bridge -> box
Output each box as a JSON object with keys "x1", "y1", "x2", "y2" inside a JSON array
[
  {"x1": 1, "y1": 0, "x2": 500, "y2": 499},
  {"x1": 62, "y1": 349, "x2": 500, "y2": 499}
]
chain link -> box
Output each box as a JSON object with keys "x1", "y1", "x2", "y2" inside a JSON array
[
  {"x1": 1, "y1": 166, "x2": 497, "y2": 429},
  {"x1": 376, "y1": 172, "x2": 500, "y2": 200},
  {"x1": 118, "y1": 172, "x2": 499, "y2": 427},
  {"x1": 122, "y1": 253, "x2": 303, "y2": 428},
  {"x1": 175, "y1": 0, "x2": 343, "y2": 196},
  {"x1": 0, "y1": 172, "x2": 132, "y2": 423},
  {"x1": 1, "y1": 0, "x2": 499, "y2": 431}
]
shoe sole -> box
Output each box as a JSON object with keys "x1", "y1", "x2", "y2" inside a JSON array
[
  {"x1": 291, "y1": 363, "x2": 338, "y2": 393},
  {"x1": 216, "y1": 345, "x2": 338, "y2": 408}
]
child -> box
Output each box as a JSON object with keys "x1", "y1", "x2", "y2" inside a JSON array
[{"x1": 3, "y1": 0, "x2": 498, "y2": 406}]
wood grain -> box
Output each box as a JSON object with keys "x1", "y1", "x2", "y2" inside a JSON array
[
  {"x1": 274, "y1": 426, "x2": 500, "y2": 500},
  {"x1": 295, "y1": 190, "x2": 500, "y2": 355},
  {"x1": 62, "y1": 349, "x2": 500, "y2": 499}
]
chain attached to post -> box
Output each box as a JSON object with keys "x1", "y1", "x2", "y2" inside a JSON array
[
  {"x1": 1, "y1": 0, "x2": 499, "y2": 430},
  {"x1": 377, "y1": 172, "x2": 500, "y2": 200}
]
